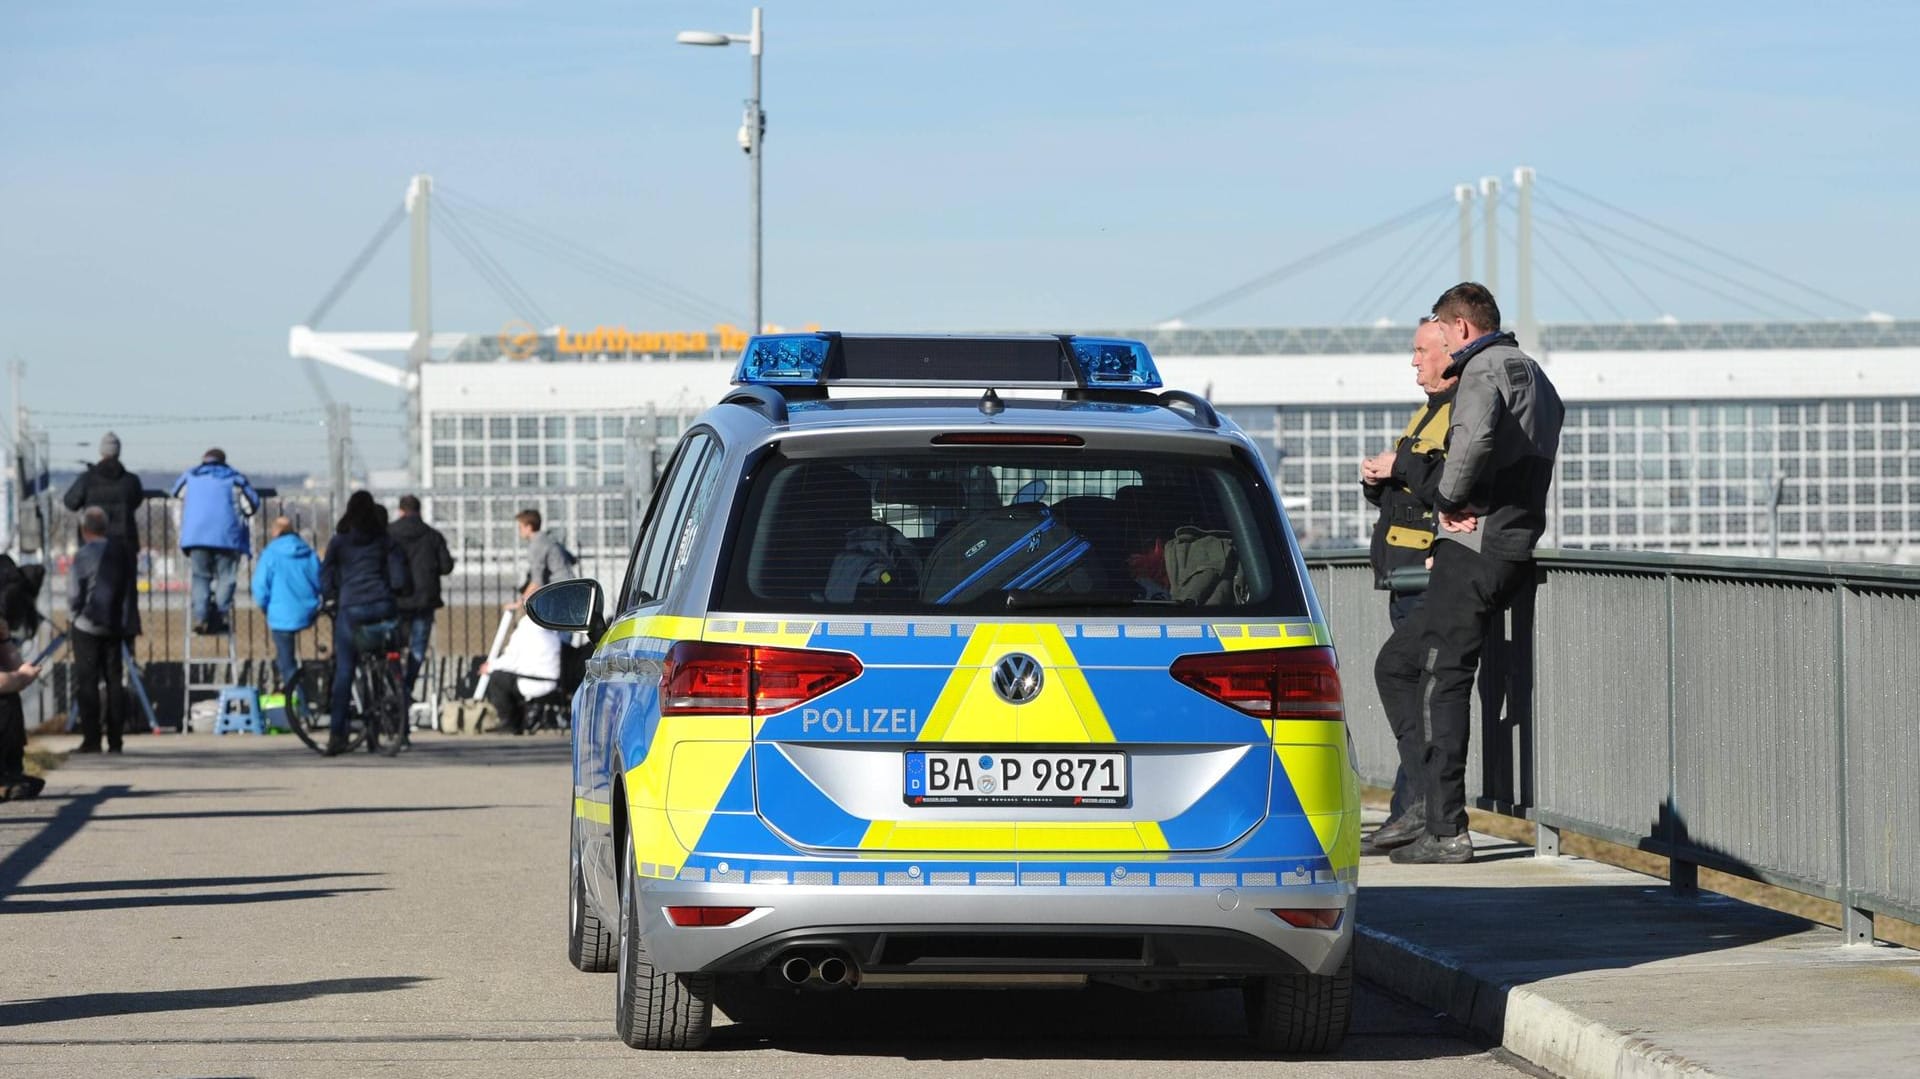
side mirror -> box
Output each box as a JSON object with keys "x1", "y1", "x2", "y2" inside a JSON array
[{"x1": 527, "y1": 578, "x2": 607, "y2": 641}]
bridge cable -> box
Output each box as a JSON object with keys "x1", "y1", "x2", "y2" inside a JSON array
[
  {"x1": 1543, "y1": 178, "x2": 1868, "y2": 314},
  {"x1": 436, "y1": 186, "x2": 743, "y2": 326},
  {"x1": 1537, "y1": 216, "x2": 1781, "y2": 320},
  {"x1": 1164, "y1": 194, "x2": 1454, "y2": 324},
  {"x1": 1536, "y1": 193, "x2": 1825, "y2": 319},
  {"x1": 1524, "y1": 215, "x2": 1632, "y2": 321},
  {"x1": 305, "y1": 204, "x2": 408, "y2": 329},
  {"x1": 1341, "y1": 205, "x2": 1457, "y2": 324},
  {"x1": 1380, "y1": 232, "x2": 1463, "y2": 327},
  {"x1": 436, "y1": 205, "x2": 554, "y2": 328}
]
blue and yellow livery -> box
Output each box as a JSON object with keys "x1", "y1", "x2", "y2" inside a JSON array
[{"x1": 528, "y1": 334, "x2": 1360, "y2": 1053}]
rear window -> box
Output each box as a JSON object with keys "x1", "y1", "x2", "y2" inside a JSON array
[{"x1": 716, "y1": 448, "x2": 1307, "y2": 616}]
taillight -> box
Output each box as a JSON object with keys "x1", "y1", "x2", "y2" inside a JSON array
[
  {"x1": 1270, "y1": 907, "x2": 1343, "y2": 930},
  {"x1": 659, "y1": 641, "x2": 862, "y2": 717},
  {"x1": 1169, "y1": 647, "x2": 1343, "y2": 720},
  {"x1": 664, "y1": 906, "x2": 756, "y2": 927}
]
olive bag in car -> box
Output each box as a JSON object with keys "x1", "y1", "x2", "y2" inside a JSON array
[{"x1": 920, "y1": 502, "x2": 1093, "y2": 605}]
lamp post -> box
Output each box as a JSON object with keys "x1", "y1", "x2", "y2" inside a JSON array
[{"x1": 677, "y1": 7, "x2": 764, "y2": 335}]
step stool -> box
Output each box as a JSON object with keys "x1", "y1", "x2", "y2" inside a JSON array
[{"x1": 213, "y1": 686, "x2": 266, "y2": 735}]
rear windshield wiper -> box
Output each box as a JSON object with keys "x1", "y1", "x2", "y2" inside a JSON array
[{"x1": 1002, "y1": 590, "x2": 1185, "y2": 611}]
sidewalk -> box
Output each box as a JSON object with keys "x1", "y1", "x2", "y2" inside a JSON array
[{"x1": 1356, "y1": 818, "x2": 1920, "y2": 1078}]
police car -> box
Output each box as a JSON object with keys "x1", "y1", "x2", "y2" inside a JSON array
[{"x1": 527, "y1": 333, "x2": 1360, "y2": 1052}]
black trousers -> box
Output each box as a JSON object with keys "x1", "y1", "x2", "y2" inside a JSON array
[
  {"x1": 0, "y1": 694, "x2": 24, "y2": 775},
  {"x1": 72, "y1": 630, "x2": 126, "y2": 749},
  {"x1": 485, "y1": 672, "x2": 527, "y2": 734},
  {"x1": 1383, "y1": 589, "x2": 1426, "y2": 818},
  {"x1": 1373, "y1": 542, "x2": 1529, "y2": 837}
]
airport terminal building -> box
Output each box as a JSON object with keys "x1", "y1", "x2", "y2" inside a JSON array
[{"x1": 412, "y1": 320, "x2": 1920, "y2": 564}]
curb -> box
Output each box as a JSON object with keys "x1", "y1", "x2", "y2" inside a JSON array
[{"x1": 1355, "y1": 923, "x2": 1721, "y2": 1079}]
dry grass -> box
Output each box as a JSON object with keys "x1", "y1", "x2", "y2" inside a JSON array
[{"x1": 1362, "y1": 786, "x2": 1919, "y2": 950}]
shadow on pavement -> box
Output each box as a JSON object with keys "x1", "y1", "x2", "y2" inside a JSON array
[
  {"x1": 8, "y1": 871, "x2": 379, "y2": 895},
  {"x1": 0, "y1": 784, "x2": 129, "y2": 895},
  {"x1": 705, "y1": 983, "x2": 1485, "y2": 1063},
  {"x1": 3, "y1": 880, "x2": 387, "y2": 915},
  {"x1": 0, "y1": 976, "x2": 427, "y2": 1027}
]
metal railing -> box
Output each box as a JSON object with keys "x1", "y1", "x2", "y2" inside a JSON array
[
  {"x1": 42, "y1": 484, "x2": 647, "y2": 728},
  {"x1": 1307, "y1": 548, "x2": 1920, "y2": 946}
]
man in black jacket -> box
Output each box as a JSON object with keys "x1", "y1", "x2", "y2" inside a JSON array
[
  {"x1": 62, "y1": 432, "x2": 144, "y2": 549},
  {"x1": 1359, "y1": 317, "x2": 1457, "y2": 855},
  {"x1": 1374, "y1": 283, "x2": 1563, "y2": 864},
  {"x1": 389, "y1": 495, "x2": 455, "y2": 695},
  {"x1": 69, "y1": 506, "x2": 142, "y2": 753}
]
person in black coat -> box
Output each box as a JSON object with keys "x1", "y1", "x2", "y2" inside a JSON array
[
  {"x1": 319, "y1": 491, "x2": 411, "y2": 755},
  {"x1": 62, "y1": 432, "x2": 144, "y2": 549},
  {"x1": 388, "y1": 494, "x2": 455, "y2": 696},
  {"x1": 69, "y1": 506, "x2": 141, "y2": 753}
]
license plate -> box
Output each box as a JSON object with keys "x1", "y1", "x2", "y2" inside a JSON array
[{"x1": 903, "y1": 750, "x2": 1129, "y2": 808}]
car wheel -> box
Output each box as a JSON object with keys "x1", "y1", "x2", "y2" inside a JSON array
[
  {"x1": 568, "y1": 821, "x2": 615, "y2": 973},
  {"x1": 1244, "y1": 948, "x2": 1352, "y2": 1054},
  {"x1": 613, "y1": 827, "x2": 713, "y2": 1049}
]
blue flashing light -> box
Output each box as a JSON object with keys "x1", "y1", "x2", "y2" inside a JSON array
[
  {"x1": 734, "y1": 333, "x2": 833, "y2": 384},
  {"x1": 1068, "y1": 337, "x2": 1162, "y2": 390}
]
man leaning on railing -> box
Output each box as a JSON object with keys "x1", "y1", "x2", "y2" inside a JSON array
[{"x1": 1372, "y1": 282, "x2": 1565, "y2": 865}]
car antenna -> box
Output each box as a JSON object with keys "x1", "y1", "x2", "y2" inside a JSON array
[{"x1": 979, "y1": 388, "x2": 1004, "y2": 416}]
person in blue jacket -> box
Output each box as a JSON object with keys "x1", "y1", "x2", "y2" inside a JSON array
[
  {"x1": 250, "y1": 516, "x2": 322, "y2": 690},
  {"x1": 319, "y1": 491, "x2": 411, "y2": 755},
  {"x1": 171, "y1": 448, "x2": 261, "y2": 635}
]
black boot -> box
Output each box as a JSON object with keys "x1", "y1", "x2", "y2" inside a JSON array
[
  {"x1": 1388, "y1": 832, "x2": 1475, "y2": 865},
  {"x1": 1361, "y1": 805, "x2": 1427, "y2": 855}
]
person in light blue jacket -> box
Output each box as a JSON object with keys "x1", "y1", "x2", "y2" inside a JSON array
[
  {"x1": 250, "y1": 516, "x2": 322, "y2": 688},
  {"x1": 171, "y1": 448, "x2": 261, "y2": 635}
]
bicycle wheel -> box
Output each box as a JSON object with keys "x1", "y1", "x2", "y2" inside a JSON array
[
  {"x1": 284, "y1": 660, "x2": 365, "y2": 755},
  {"x1": 372, "y1": 652, "x2": 408, "y2": 757}
]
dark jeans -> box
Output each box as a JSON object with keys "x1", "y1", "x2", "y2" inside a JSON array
[
  {"x1": 1383, "y1": 588, "x2": 1427, "y2": 819},
  {"x1": 1374, "y1": 542, "x2": 1529, "y2": 837},
  {"x1": 330, "y1": 601, "x2": 397, "y2": 743},
  {"x1": 271, "y1": 630, "x2": 300, "y2": 690},
  {"x1": 187, "y1": 547, "x2": 241, "y2": 628},
  {"x1": 398, "y1": 611, "x2": 434, "y2": 697},
  {"x1": 72, "y1": 630, "x2": 127, "y2": 749},
  {"x1": 484, "y1": 671, "x2": 528, "y2": 734}
]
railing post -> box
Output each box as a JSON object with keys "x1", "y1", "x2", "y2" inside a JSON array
[
  {"x1": 1834, "y1": 583, "x2": 1874, "y2": 946},
  {"x1": 1535, "y1": 821, "x2": 1561, "y2": 859},
  {"x1": 1666, "y1": 570, "x2": 1696, "y2": 895}
]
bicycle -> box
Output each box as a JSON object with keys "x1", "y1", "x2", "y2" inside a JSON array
[{"x1": 280, "y1": 616, "x2": 408, "y2": 757}]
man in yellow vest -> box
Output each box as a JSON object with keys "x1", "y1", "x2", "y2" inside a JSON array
[{"x1": 1359, "y1": 316, "x2": 1458, "y2": 855}]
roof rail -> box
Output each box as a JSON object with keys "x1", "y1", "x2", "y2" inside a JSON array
[
  {"x1": 1061, "y1": 387, "x2": 1221, "y2": 429},
  {"x1": 1156, "y1": 389, "x2": 1220, "y2": 429},
  {"x1": 719, "y1": 384, "x2": 789, "y2": 425}
]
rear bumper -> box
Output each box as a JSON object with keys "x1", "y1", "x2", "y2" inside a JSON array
[{"x1": 636, "y1": 878, "x2": 1353, "y2": 978}]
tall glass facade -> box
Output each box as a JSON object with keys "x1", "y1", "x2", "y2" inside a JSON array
[{"x1": 1240, "y1": 398, "x2": 1920, "y2": 556}]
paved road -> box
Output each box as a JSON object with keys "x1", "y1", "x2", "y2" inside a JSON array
[{"x1": 1, "y1": 735, "x2": 1532, "y2": 1078}]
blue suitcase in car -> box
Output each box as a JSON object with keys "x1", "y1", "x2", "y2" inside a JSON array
[{"x1": 921, "y1": 503, "x2": 1093, "y2": 605}]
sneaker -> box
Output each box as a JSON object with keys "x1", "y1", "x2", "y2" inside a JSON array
[
  {"x1": 1361, "y1": 807, "x2": 1427, "y2": 855},
  {"x1": 0, "y1": 773, "x2": 45, "y2": 800},
  {"x1": 74, "y1": 742, "x2": 102, "y2": 754},
  {"x1": 1388, "y1": 832, "x2": 1475, "y2": 864},
  {"x1": 107, "y1": 743, "x2": 123, "y2": 754}
]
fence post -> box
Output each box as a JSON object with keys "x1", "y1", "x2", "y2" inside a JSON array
[
  {"x1": 1834, "y1": 584, "x2": 1874, "y2": 946},
  {"x1": 1667, "y1": 570, "x2": 1697, "y2": 895}
]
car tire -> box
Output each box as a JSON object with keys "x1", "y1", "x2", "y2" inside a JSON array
[
  {"x1": 613, "y1": 828, "x2": 713, "y2": 1049},
  {"x1": 568, "y1": 822, "x2": 615, "y2": 973},
  {"x1": 1244, "y1": 948, "x2": 1352, "y2": 1054}
]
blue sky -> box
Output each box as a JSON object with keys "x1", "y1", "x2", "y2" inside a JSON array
[{"x1": 2, "y1": 1, "x2": 1915, "y2": 471}]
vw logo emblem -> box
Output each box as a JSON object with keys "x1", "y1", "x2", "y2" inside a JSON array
[{"x1": 992, "y1": 654, "x2": 1044, "y2": 705}]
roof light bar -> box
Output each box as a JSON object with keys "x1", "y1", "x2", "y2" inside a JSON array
[{"x1": 730, "y1": 333, "x2": 1162, "y2": 391}]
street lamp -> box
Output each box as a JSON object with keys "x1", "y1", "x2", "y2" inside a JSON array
[{"x1": 677, "y1": 7, "x2": 764, "y2": 335}]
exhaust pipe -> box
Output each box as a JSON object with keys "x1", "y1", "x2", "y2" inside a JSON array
[
  {"x1": 816, "y1": 956, "x2": 849, "y2": 986},
  {"x1": 780, "y1": 956, "x2": 813, "y2": 985}
]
